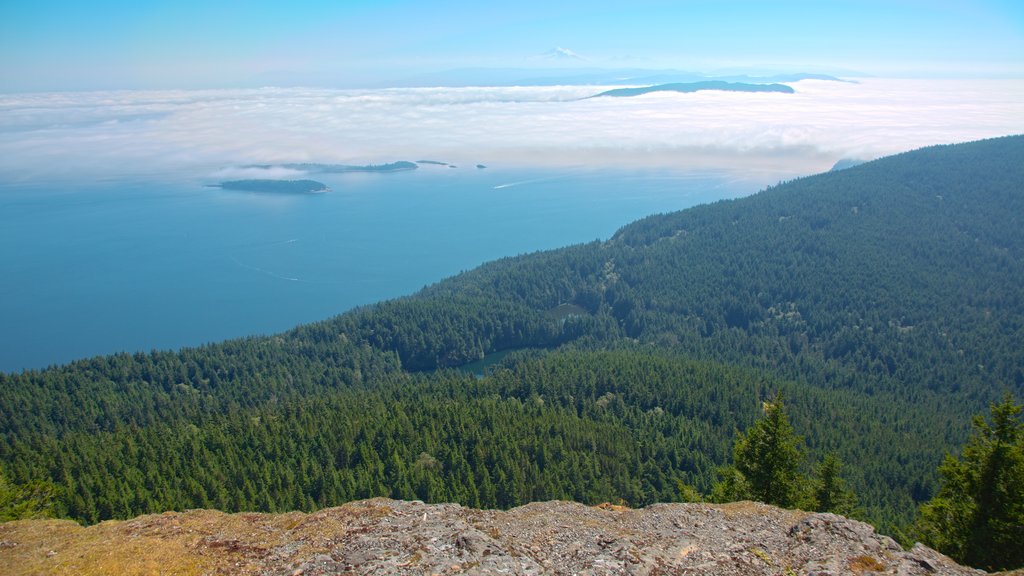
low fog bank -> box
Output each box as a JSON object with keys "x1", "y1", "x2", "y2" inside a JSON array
[{"x1": 0, "y1": 79, "x2": 1021, "y2": 183}]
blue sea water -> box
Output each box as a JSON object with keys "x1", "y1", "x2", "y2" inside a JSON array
[{"x1": 0, "y1": 166, "x2": 768, "y2": 372}]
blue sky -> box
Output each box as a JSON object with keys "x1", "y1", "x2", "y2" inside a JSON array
[{"x1": 1, "y1": 0, "x2": 1022, "y2": 91}]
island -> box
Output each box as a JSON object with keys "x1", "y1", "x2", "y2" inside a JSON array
[
  {"x1": 245, "y1": 161, "x2": 418, "y2": 173},
  {"x1": 215, "y1": 179, "x2": 329, "y2": 194},
  {"x1": 416, "y1": 160, "x2": 450, "y2": 166},
  {"x1": 588, "y1": 81, "x2": 795, "y2": 98}
]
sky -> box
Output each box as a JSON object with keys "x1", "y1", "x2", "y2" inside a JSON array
[{"x1": 1, "y1": 0, "x2": 1022, "y2": 92}]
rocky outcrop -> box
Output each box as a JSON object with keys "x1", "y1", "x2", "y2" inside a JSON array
[{"x1": 0, "y1": 499, "x2": 985, "y2": 575}]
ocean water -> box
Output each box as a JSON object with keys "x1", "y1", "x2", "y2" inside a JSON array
[{"x1": 0, "y1": 165, "x2": 767, "y2": 372}]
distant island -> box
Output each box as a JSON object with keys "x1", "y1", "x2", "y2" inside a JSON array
[
  {"x1": 215, "y1": 179, "x2": 328, "y2": 194},
  {"x1": 416, "y1": 160, "x2": 450, "y2": 166},
  {"x1": 589, "y1": 81, "x2": 795, "y2": 98},
  {"x1": 401, "y1": 68, "x2": 854, "y2": 88},
  {"x1": 245, "y1": 161, "x2": 418, "y2": 174},
  {"x1": 830, "y1": 158, "x2": 868, "y2": 171}
]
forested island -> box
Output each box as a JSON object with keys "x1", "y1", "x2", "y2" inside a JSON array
[
  {"x1": 589, "y1": 81, "x2": 795, "y2": 98},
  {"x1": 3, "y1": 136, "x2": 1024, "y2": 571},
  {"x1": 246, "y1": 161, "x2": 418, "y2": 173},
  {"x1": 215, "y1": 179, "x2": 328, "y2": 194}
]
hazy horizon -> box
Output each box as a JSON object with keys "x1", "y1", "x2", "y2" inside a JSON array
[
  {"x1": 2, "y1": 1, "x2": 1022, "y2": 93},
  {"x1": 2, "y1": 79, "x2": 1022, "y2": 184}
]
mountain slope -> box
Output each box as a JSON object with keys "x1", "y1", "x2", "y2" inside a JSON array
[{"x1": 2, "y1": 136, "x2": 1022, "y2": 537}]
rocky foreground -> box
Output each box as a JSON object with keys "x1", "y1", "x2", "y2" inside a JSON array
[{"x1": 0, "y1": 498, "x2": 989, "y2": 575}]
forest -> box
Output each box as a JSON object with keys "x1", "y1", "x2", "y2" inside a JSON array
[{"x1": 2, "y1": 136, "x2": 1023, "y2": 568}]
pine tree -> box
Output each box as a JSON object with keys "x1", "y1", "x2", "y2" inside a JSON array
[
  {"x1": 720, "y1": 396, "x2": 805, "y2": 507},
  {"x1": 812, "y1": 453, "x2": 857, "y2": 516},
  {"x1": 917, "y1": 394, "x2": 1024, "y2": 571}
]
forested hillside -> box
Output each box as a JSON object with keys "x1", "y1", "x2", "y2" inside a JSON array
[{"x1": 2, "y1": 136, "x2": 1022, "y2": 539}]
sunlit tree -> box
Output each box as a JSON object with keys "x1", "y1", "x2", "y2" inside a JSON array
[
  {"x1": 917, "y1": 394, "x2": 1024, "y2": 571},
  {"x1": 714, "y1": 396, "x2": 805, "y2": 507}
]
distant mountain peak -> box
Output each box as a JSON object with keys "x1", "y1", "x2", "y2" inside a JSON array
[{"x1": 538, "y1": 46, "x2": 587, "y2": 61}]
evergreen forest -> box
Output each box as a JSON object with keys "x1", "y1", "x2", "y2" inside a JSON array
[{"x1": 3, "y1": 135, "x2": 1023, "y2": 568}]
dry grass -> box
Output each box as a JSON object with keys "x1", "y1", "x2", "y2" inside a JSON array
[
  {"x1": 0, "y1": 517, "x2": 209, "y2": 575},
  {"x1": 849, "y1": 554, "x2": 887, "y2": 573},
  {"x1": 0, "y1": 504, "x2": 378, "y2": 576}
]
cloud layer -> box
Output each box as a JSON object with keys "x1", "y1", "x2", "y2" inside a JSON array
[{"x1": 1, "y1": 79, "x2": 1022, "y2": 182}]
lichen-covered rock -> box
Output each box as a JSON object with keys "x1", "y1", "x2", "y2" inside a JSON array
[{"x1": 0, "y1": 499, "x2": 987, "y2": 575}]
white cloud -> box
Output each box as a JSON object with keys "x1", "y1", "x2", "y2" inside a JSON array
[{"x1": 0, "y1": 79, "x2": 1022, "y2": 183}]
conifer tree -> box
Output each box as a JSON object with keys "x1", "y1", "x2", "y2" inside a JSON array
[
  {"x1": 917, "y1": 393, "x2": 1024, "y2": 571},
  {"x1": 713, "y1": 396, "x2": 805, "y2": 507},
  {"x1": 812, "y1": 453, "x2": 857, "y2": 516},
  {"x1": 738, "y1": 397, "x2": 805, "y2": 507}
]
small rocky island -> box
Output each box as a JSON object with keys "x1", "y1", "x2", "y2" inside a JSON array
[{"x1": 215, "y1": 179, "x2": 329, "y2": 194}]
